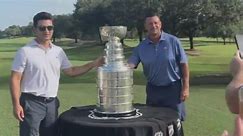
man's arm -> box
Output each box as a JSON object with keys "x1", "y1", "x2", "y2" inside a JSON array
[
  {"x1": 63, "y1": 56, "x2": 104, "y2": 77},
  {"x1": 226, "y1": 51, "x2": 243, "y2": 114},
  {"x1": 180, "y1": 63, "x2": 190, "y2": 101},
  {"x1": 10, "y1": 71, "x2": 24, "y2": 121},
  {"x1": 221, "y1": 115, "x2": 243, "y2": 136},
  {"x1": 128, "y1": 63, "x2": 136, "y2": 69}
]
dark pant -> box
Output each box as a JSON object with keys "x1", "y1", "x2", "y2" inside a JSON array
[
  {"x1": 20, "y1": 93, "x2": 59, "y2": 136},
  {"x1": 146, "y1": 80, "x2": 186, "y2": 121}
]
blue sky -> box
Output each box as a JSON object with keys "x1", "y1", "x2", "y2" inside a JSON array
[{"x1": 0, "y1": 0, "x2": 77, "y2": 31}]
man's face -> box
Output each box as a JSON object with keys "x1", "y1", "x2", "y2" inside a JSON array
[
  {"x1": 34, "y1": 20, "x2": 54, "y2": 42},
  {"x1": 145, "y1": 16, "x2": 162, "y2": 36}
]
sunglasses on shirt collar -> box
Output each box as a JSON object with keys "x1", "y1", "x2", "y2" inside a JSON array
[{"x1": 37, "y1": 26, "x2": 54, "y2": 31}]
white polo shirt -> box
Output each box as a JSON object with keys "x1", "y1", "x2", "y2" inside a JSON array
[{"x1": 12, "y1": 40, "x2": 72, "y2": 97}]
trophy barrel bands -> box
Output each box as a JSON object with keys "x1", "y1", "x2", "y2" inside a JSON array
[{"x1": 97, "y1": 68, "x2": 134, "y2": 114}]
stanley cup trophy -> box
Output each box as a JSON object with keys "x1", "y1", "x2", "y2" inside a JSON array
[{"x1": 91, "y1": 26, "x2": 139, "y2": 119}]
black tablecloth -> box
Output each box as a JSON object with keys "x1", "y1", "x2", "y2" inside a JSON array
[{"x1": 57, "y1": 104, "x2": 183, "y2": 136}]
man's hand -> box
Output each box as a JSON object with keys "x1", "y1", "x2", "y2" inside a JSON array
[
  {"x1": 233, "y1": 115, "x2": 243, "y2": 136},
  {"x1": 225, "y1": 51, "x2": 243, "y2": 114},
  {"x1": 221, "y1": 115, "x2": 243, "y2": 136},
  {"x1": 180, "y1": 63, "x2": 189, "y2": 101},
  {"x1": 13, "y1": 104, "x2": 24, "y2": 122},
  {"x1": 93, "y1": 56, "x2": 105, "y2": 68},
  {"x1": 63, "y1": 56, "x2": 105, "y2": 77},
  {"x1": 181, "y1": 86, "x2": 189, "y2": 101},
  {"x1": 230, "y1": 51, "x2": 243, "y2": 77},
  {"x1": 10, "y1": 71, "x2": 23, "y2": 121}
]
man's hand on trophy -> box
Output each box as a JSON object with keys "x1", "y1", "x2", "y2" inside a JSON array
[{"x1": 93, "y1": 56, "x2": 105, "y2": 68}]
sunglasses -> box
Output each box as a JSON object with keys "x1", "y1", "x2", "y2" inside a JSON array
[{"x1": 37, "y1": 26, "x2": 54, "y2": 31}]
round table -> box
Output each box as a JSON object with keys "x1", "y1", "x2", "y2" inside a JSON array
[{"x1": 57, "y1": 104, "x2": 183, "y2": 136}]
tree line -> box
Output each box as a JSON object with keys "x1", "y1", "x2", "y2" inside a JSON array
[{"x1": 1, "y1": 0, "x2": 243, "y2": 49}]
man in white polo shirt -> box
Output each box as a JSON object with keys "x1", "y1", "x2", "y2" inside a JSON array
[{"x1": 10, "y1": 12, "x2": 104, "y2": 136}]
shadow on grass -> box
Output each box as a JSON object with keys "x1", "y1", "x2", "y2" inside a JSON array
[
  {"x1": 0, "y1": 50, "x2": 19, "y2": 52},
  {"x1": 181, "y1": 40, "x2": 234, "y2": 48},
  {"x1": 0, "y1": 43, "x2": 25, "y2": 52},
  {"x1": 1, "y1": 70, "x2": 232, "y2": 90},
  {"x1": 190, "y1": 74, "x2": 231, "y2": 85},
  {"x1": 0, "y1": 58, "x2": 14, "y2": 61}
]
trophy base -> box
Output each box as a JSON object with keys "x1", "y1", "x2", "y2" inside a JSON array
[{"x1": 93, "y1": 109, "x2": 137, "y2": 118}]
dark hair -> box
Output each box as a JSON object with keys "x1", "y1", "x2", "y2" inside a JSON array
[
  {"x1": 144, "y1": 10, "x2": 161, "y2": 22},
  {"x1": 33, "y1": 12, "x2": 53, "y2": 27},
  {"x1": 145, "y1": 12, "x2": 158, "y2": 18}
]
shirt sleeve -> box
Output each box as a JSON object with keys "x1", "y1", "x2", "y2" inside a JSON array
[
  {"x1": 127, "y1": 47, "x2": 140, "y2": 68},
  {"x1": 11, "y1": 48, "x2": 27, "y2": 73},
  {"x1": 176, "y1": 38, "x2": 188, "y2": 64},
  {"x1": 60, "y1": 49, "x2": 72, "y2": 70}
]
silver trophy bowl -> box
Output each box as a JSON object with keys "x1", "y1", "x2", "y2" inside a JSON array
[{"x1": 99, "y1": 26, "x2": 127, "y2": 42}]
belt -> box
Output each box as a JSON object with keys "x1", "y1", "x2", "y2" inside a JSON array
[{"x1": 21, "y1": 93, "x2": 56, "y2": 103}]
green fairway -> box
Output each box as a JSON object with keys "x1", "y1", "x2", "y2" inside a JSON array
[{"x1": 0, "y1": 37, "x2": 237, "y2": 136}]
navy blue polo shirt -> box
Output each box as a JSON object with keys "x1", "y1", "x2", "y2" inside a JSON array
[{"x1": 128, "y1": 32, "x2": 188, "y2": 86}]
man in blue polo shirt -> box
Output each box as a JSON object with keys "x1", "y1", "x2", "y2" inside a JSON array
[{"x1": 128, "y1": 13, "x2": 189, "y2": 121}]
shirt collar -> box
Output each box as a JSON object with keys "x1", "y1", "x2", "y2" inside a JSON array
[
  {"x1": 145, "y1": 31, "x2": 166, "y2": 45},
  {"x1": 31, "y1": 39, "x2": 54, "y2": 49}
]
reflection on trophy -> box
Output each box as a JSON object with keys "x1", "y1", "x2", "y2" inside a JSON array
[{"x1": 91, "y1": 26, "x2": 140, "y2": 119}]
